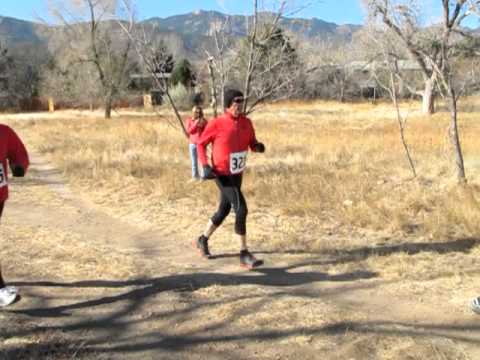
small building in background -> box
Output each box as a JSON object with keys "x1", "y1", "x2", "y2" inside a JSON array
[
  {"x1": 346, "y1": 60, "x2": 427, "y2": 100},
  {"x1": 129, "y1": 72, "x2": 171, "y2": 107}
]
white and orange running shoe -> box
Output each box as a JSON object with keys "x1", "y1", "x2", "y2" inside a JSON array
[{"x1": 0, "y1": 286, "x2": 18, "y2": 307}]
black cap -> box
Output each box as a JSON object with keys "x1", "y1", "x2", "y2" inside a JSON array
[{"x1": 224, "y1": 89, "x2": 244, "y2": 109}]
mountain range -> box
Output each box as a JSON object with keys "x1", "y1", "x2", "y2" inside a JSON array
[
  {"x1": 0, "y1": 10, "x2": 361, "y2": 55},
  {"x1": 143, "y1": 10, "x2": 360, "y2": 40}
]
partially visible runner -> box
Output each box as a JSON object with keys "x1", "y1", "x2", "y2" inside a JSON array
[
  {"x1": 195, "y1": 89, "x2": 265, "y2": 269},
  {"x1": 186, "y1": 105, "x2": 208, "y2": 181},
  {"x1": 470, "y1": 296, "x2": 480, "y2": 314},
  {"x1": 0, "y1": 123, "x2": 29, "y2": 307}
]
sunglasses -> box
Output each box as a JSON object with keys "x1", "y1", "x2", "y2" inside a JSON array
[{"x1": 233, "y1": 97, "x2": 245, "y2": 104}]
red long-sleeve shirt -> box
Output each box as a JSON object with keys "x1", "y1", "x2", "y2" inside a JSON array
[
  {"x1": 0, "y1": 124, "x2": 29, "y2": 203},
  {"x1": 186, "y1": 117, "x2": 207, "y2": 144},
  {"x1": 197, "y1": 112, "x2": 258, "y2": 176}
]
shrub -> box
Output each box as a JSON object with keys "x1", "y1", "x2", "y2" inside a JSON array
[{"x1": 168, "y1": 83, "x2": 193, "y2": 111}]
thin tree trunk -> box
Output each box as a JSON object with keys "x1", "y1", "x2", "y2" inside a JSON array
[
  {"x1": 390, "y1": 72, "x2": 416, "y2": 178},
  {"x1": 164, "y1": 89, "x2": 188, "y2": 137},
  {"x1": 339, "y1": 79, "x2": 345, "y2": 103},
  {"x1": 243, "y1": 0, "x2": 258, "y2": 113},
  {"x1": 104, "y1": 93, "x2": 112, "y2": 119},
  {"x1": 220, "y1": 85, "x2": 225, "y2": 111},
  {"x1": 207, "y1": 59, "x2": 218, "y2": 117},
  {"x1": 422, "y1": 77, "x2": 435, "y2": 115},
  {"x1": 448, "y1": 87, "x2": 466, "y2": 183}
]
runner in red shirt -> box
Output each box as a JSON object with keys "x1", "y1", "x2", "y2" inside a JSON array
[
  {"x1": 0, "y1": 124, "x2": 29, "y2": 306},
  {"x1": 195, "y1": 89, "x2": 265, "y2": 269}
]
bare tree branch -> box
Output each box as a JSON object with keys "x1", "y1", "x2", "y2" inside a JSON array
[{"x1": 116, "y1": 0, "x2": 187, "y2": 136}]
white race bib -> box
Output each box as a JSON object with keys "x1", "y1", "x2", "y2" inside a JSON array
[
  {"x1": 230, "y1": 151, "x2": 248, "y2": 174},
  {"x1": 0, "y1": 164, "x2": 7, "y2": 188}
]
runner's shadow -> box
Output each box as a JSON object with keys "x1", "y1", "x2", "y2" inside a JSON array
[
  {"x1": 250, "y1": 268, "x2": 376, "y2": 286},
  {"x1": 10, "y1": 265, "x2": 378, "y2": 318},
  {"x1": 258, "y1": 237, "x2": 480, "y2": 265},
  {"x1": 5, "y1": 264, "x2": 380, "y2": 358}
]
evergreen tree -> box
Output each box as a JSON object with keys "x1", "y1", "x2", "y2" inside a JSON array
[{"x1": 170, "y1": 58, "x2": 196, "y2": 88}]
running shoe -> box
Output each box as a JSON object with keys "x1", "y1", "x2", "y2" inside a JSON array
[
  {"x1": 195, "y1": 235, "x2": 212, "y2": 259},
  {"x1": 240, "y1": 250, "x2": 263, "y2": 269},
  {"x1": 470, "y1": 296, "x2": 480, "y2": 314},
  {"x1": 0, "y1": 286, "x2": 18, "y2": 307},
  {"x1": 4, "y1": 286, "x2": 18, "y2": 293}
]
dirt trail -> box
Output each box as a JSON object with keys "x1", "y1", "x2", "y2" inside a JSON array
[{"x1": 1, "y1": 152, "x2": 480, "y2": 359}]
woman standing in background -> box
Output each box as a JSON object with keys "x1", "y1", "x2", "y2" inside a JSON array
[{"x1": 186, "y1": 106, "x2": 207, "y2": 181}]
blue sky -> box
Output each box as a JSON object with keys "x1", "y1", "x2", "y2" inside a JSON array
[
  {"x1": 2, "y1": 1, "x2": 479, "y2": 27},
  {"x1": 1, "y1": 1, "x2": 366, "y2": 25}
]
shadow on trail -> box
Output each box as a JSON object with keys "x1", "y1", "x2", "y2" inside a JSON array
[
  {"x1": 1, "y1": 261, "x2": 380, "y2": 357},
  {"x1": 260, "y1": 237, "x2": 480, "y2": 264},
  {"x1": 10, "y1": 237, "x2": 477, "y2": 321},
  {"x1": 3, "y1": 252, "x2": 479, "y2": 357},
  {"x1": 5, "y1": 238, "x2": 479, "y2": 357},
  {"x1": 4, "y1": 317, "x2": 480, "y2": 358},
  {"x1": 87, "y1": 319, "x2": 480, "y2": 354},
  {"x1": 330, "y1": 237, "x2": 479, "y2": 257},
  {"x1": 11, "y1": 263, "x2": 378, "y2": 318}
]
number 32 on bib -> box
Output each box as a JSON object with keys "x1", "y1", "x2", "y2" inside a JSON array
[{"x1": 230, "y1": 151, "x2": 248, "y2": 174}]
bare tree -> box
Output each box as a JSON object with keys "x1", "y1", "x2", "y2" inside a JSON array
[
  {"x1": 0, "y1": 40, "x2": 49, "y2": 109},
  {"x1": 386, "y1": 61, "x2": 417, "y2": 178},
  {"x1": 367, "y1": 30, "x2": 417, "y2": 177},
  {"x1": 365, "y1": 0, "x2": 442, "y2": 114},
  {"x1": 116, "y1": 0, "x2": 188, "y2": 136},
  {"x1": 48, "y1": 0, "x2": 135, "y2": 118},
  {"x1": 432, "y1": 0, "x2": 480, "y2": 182},
  {"x1": 241, "y1": 1, "x2": 303, "y2": 113},
  {"x1": 204, "y1": 16, "x2": 237, "y2": 115},
  {"x1": 40, "y1": 56, "x2": 101, "y2": 109},
  {"x1": 203, "y1": 1, "x2": 305, "y2": 115},
  {"x1": 0, "y1": 42, "x2": 13, "y2": 108},
  {"x1": 206, "y1": 56, "x2": 218, "y2": 117},
  {"x1": 367, "y1": 0, "x2": 480, "y2": 183}
]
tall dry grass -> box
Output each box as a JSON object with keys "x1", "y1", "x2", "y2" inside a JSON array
[{"x1": 10, "y1": 96, "x2": 480, "y2": 251}]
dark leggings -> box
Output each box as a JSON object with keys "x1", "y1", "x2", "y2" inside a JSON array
[{"x1": 211, "y1": 174, "x2": 248, "y2": 235}]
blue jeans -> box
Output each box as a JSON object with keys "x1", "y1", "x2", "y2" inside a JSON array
[{"x1": 189, "y1": 143, "x2": 200, "y2": 178}]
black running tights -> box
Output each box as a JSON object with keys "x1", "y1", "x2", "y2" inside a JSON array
[{"x1": 211, "y1": 174, "x2": 248, "y2": 235}]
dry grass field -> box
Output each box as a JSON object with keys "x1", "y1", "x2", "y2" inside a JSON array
[
  {"x1": 2, "y1": 98, "x2": 480, "y2": 359},
  {"x1": 13, "y1": 97, "x2": 480, "y2": 244}
]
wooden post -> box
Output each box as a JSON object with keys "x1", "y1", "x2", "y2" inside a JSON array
[
  {"x1": 48, "y1": 97, "x2": 55, "y2": 112},
  {"x1": 143, "y1": 93, "x2": 153, "y2": 111}
]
